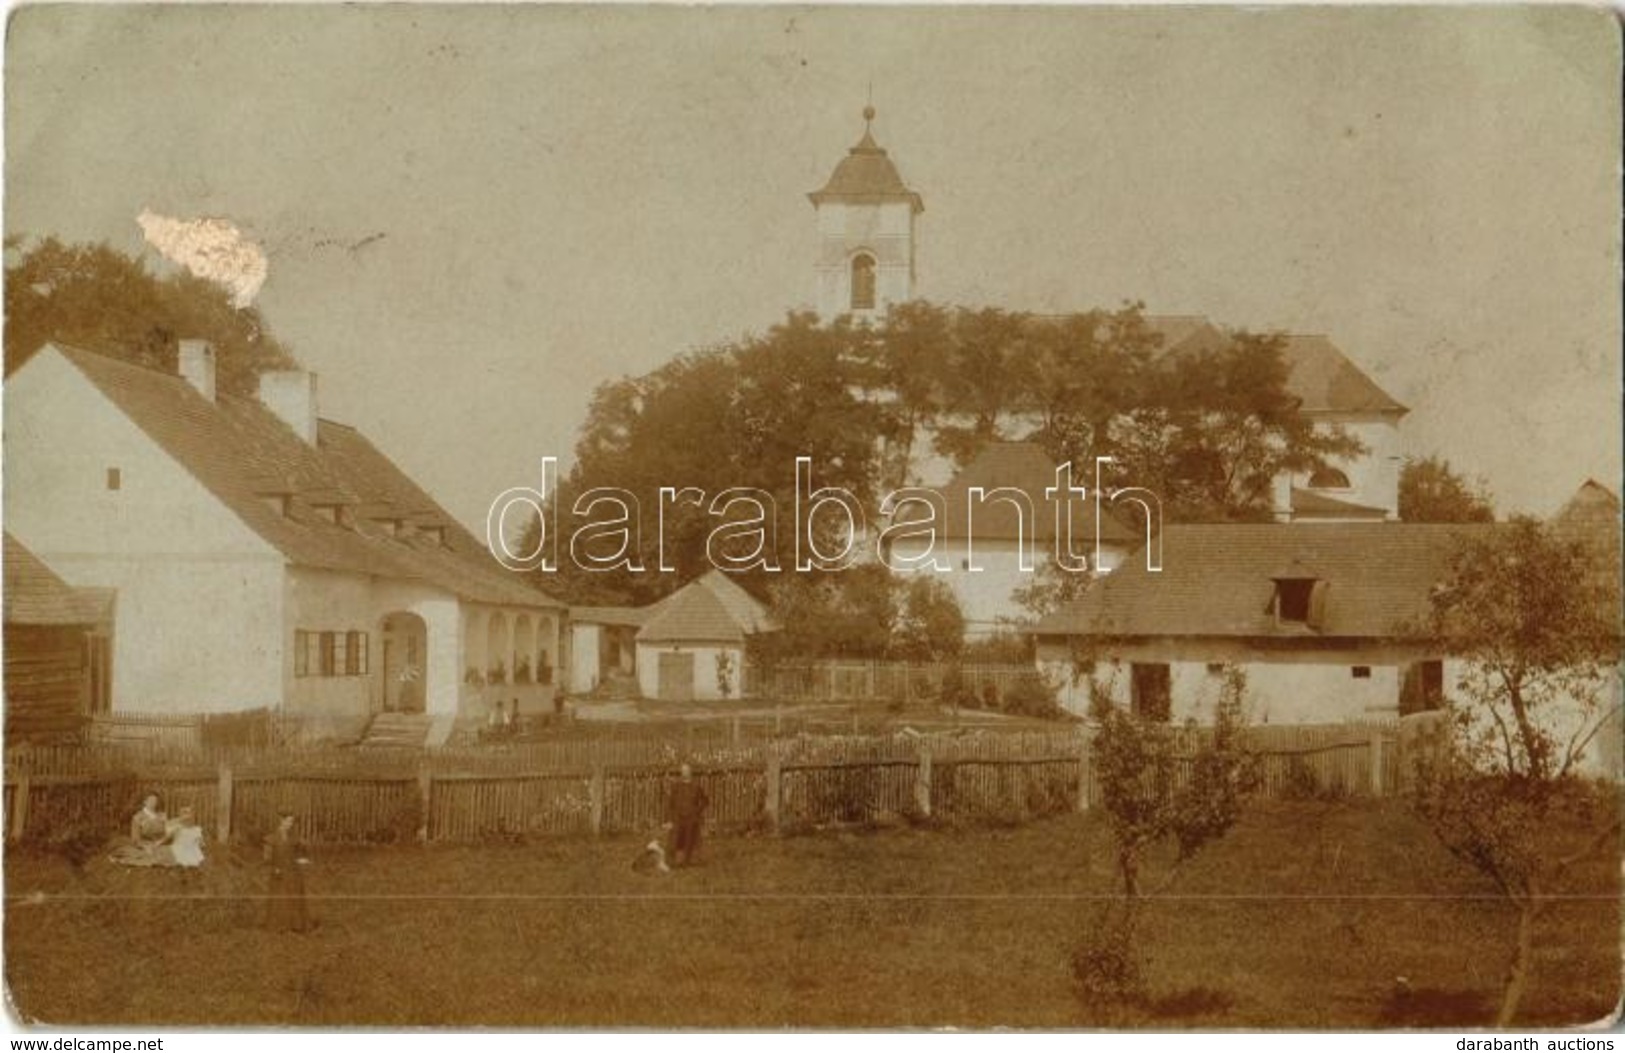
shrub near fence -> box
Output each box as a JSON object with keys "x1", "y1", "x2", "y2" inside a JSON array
[{"x1": 6, "y1": 721, "x2": 1426, "y2": 847}]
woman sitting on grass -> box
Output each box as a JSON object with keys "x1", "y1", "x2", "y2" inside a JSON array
[{"x1": 109, "y1": 793, "x2": 168, "y2": 866}]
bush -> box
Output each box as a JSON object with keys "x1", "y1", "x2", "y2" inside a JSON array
[{"x1": 1003, "y1": 671, "x2": 1063, "y2": 719}]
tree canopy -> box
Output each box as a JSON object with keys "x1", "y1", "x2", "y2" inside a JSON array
[
  {"x1": 535, "y1": 300, "x2": 1362, "y2": 606},
  {"x1": 4, "y1": 236, "x2": 297, "y2": 394},
  {"x1": 1399, "y1": 454, "x2": 1496, "y2": 523}
]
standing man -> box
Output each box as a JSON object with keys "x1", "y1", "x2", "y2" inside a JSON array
[{"x1": 664, "y1": 763, "x2": 710, "y2": 868}]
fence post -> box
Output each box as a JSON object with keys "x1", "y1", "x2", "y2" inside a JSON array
[
  {"x1": 9, "y1": 770, "x2": 31, "y2": 842},
  {"x1": 1369, "y1": 726, "x2": 1385, "y2": 797},
  {"x1": 764, "y1": 751, "x2": 781, "y2": 834},
  {"x1": 914, "y1": 745, "x2": 933, "y2": 819},
  {"x1": 416, "y1": 762, "x2": 433, "y2": 843},
  {"x1": 216, "y1": 764, "x2": 234, "y2": 843},
  {"x1": 589, "y1": 763, "x2": 605, "y2": 836},
  {"x1": 1076, "y1": 730, "x2": 1091, "y2": 812}
]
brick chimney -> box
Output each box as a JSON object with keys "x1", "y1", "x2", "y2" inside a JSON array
[
  {"x1": 177, "y1": 339, "x2": 216, "y2": 402},
  {"x1": 257, "y1": 369, "x2": 319, "y2": 444}
]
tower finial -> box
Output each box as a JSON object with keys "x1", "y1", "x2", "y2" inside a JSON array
[{"x1": 864, "y1": 80, "x2": 875, "y2": 129}]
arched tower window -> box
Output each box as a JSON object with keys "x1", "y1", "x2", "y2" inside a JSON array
[
  {"x1": 850, "y1": 253, "x2": 877, "y2": 311},
  {"x1": 1308, "y1": 467, "x2": 1351, "y2": 489}
]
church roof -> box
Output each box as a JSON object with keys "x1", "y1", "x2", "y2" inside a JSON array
[
  {"x1": 808, "y1": 111, "x2": 924, "y2": 212},
  {"x1": 1288, "y1": 487, "x2": 1390, "y2": 521},
  {"x1": 1142, "y1": 317, "x2": 1407, "y2": 417},
  {"x1": 42, "y1": 344, "x2": 564, "y2": 610}
]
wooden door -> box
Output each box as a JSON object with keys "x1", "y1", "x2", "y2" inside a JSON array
[{"x1": 657, "y1": 652, "x2": 695, "y2": 702}]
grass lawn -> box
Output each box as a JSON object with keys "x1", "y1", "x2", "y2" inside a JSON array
[{"x1": 3, "y1": 800, "x2": 1617, "y2": 1028}]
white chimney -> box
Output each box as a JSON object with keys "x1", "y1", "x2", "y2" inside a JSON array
[
  {"x1": 257, "y1": 369, "x2": 319, "y2": 444},
  {"x1": 177, "y1": 339, "x2": 216, "y2": 402}
]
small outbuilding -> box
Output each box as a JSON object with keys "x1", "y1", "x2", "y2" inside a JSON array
[
  {"x1": 3, "y1": 533, "x2": 113, "y2": 742},
  {"x1": 634, "y1": 571, "x2": 779, "y2": 702}
]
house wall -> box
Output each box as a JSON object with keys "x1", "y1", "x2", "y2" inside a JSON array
[
  {"x1": 283, "y1": 567, "x2": 382, "y2": 733},
  {"x1": 569, "y1": 622, "x2": 602, "y2": 695},
  {"x1": 635, "y1": 642, "x2": 744, "y2": 702},
  {"x1": 1034, "y1": 636, "x2": 1439, "y2": 723},
  {"x1": 4, "y1": 349, "x2": 285, "y2": 713}
]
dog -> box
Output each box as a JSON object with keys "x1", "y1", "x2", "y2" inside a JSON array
[{"x1": 631, "y1": 839, "x2": 670, "y2": 876}]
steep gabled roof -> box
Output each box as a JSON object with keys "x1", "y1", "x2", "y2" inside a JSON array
[
  {"x1": 1142, "y1": 318, "x2": 1406, "y2": 417},
  {"x1": 637, "y1": 570, "x2": 779, "y2": 645},
  {"x1": 3, "y1": 534, "x2": 106, "y2": 626},
  {"x1": 1033, "y1": 523, "x2": 1492, "y2": 640},
  {"x1": 48, "y1": 345, "x2": 562, "y2": 610},
  {"x1": 933, "y1": 442, "x2": 1139, "y2": 545}
]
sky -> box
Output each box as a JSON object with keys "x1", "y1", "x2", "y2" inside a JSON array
[{"x1": 5, "y1": 5, "x2": 1620, "y2": 530}]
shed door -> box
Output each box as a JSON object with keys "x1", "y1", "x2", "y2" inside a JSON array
[{"x1": 657, "y1": 652, "x2": 696, "y2": 702}]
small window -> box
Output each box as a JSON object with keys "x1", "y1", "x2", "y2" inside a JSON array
[
  {"x1": 1308, "y1": 468, "x2": 1351, "y2": 489},
  {"x1": 319, "y1": 631, "x2": 338, "y2": 677},
  {"x1": 850, "y1": 253, "x2": 877, "y2": 311},
  {"x1": 1351, "y1": 666, "x2": 1372, "y2": 679},
  {"x1": 1205, "y1": 663, "x2": 1226, "y2": 675},
  {"x1": 106, "y1": 467, "x2": 122, "y2": 491},
  {"x1": 294, "y1": 630, "x2": 310, "y2": 678}
]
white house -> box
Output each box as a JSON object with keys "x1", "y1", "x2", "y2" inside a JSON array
[
  {"x1": 1029, "y1": 517, "x2": 1622, "y2": 778},
  {"x1": 3, "y1": 341, "x2": 566, "y2": 739},
  {"x1": 634, "y1": 570, "x2": 779, "y2": 702},
  {"x1": 1030, "y1": 522, "x2": 1488, "y2": 724}
]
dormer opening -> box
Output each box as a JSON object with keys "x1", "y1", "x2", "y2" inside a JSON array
[{"x1": 1268, "y1": 560, "x2": 1328, "y2": 629}]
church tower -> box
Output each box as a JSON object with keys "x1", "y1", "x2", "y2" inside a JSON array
[{"x1": 808, "y1": 106, "x2": 924, "y2": 321}]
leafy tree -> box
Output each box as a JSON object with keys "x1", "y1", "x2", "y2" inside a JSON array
[
  {"x1": 1111, "y1": 332, "x2": 1364, "y2": 521},
  {"x1": 1012, "y1": 560, "x2": 1097, "y2": 622},
  {"x1": 531, "y1": 312, "x2": 885, "y2": 605},
  {"x1": 892, "y1": 577, "x2": 965, "y2": 662},
  {"x1": 1073, "y1": 669, "x2": 1257, "y2": 1006},
  {"x1": 4, "y1": 236, "x2": 296, "y2": 393},
  {"x1": 1399, "y1": 454, "x2": 1496, "y2": 523},
  {"x1": 1410, "y1": 517, "x2": 1620, "y2": 1024}
]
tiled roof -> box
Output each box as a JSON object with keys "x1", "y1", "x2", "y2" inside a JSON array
[
  {"x1": 50, "y1": 345, "x2": 562, "y2": 610},
  {"x1": 1032, "y1": 523, "x2": 1493, "y2": 640},
  {"x1": 933, "y1": 442, "x2": 1139, "y2": 544},
  {"x1": 3, "y1": 534, "x2": 106, "y2": 626},
  {"x1": 1289, "y1": 487, "x2": 1390, "y2": 521},
  {"x1": 637, "y1": 570, "x2": 779, "y2": 644},
  {"x1": 1029, "y1": 315, "x2": 1407, "y2": 418},
  {"x1": 570, "y1": 606, "x2": 649, "y2": 628},
  {"x1": 808, "y1": 128, "x2": 924, "y2": 212}
]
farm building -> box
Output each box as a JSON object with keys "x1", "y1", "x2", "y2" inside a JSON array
[
  {"x1": 1030, "y1": 508, "x2": 1623, "y2": 777},
  {"x1": 1030, "y1": 522, "x2": 1490, "y2": 724},
  {"x1": 3, "y1": 341, "x2": 565, "y2": 741},
  {"x1": 635, "y1": 570, "x2": 780, "y2": 701},
  {"x1": 882, "y1": 441, "x2": 1141, "y2": 637},
  {"x1": 3, "y1": 533, "x2": 112, "y2": 742}
]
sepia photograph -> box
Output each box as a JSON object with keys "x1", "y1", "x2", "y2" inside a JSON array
[{"x1": 1, "y1": 3, "x2": 1621, "y2": 1033}]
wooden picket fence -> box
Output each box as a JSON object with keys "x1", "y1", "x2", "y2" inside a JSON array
[{"x1": 2, "y1": 719, "x2": 1429, "y2": 847}]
